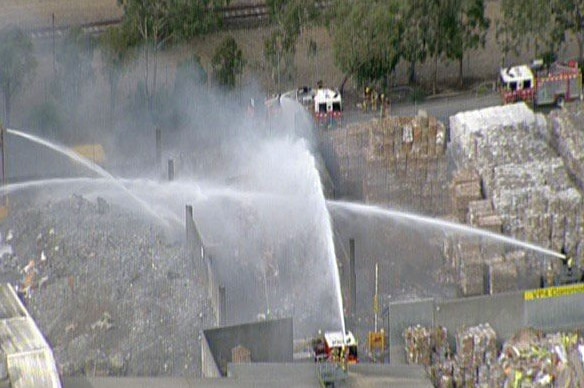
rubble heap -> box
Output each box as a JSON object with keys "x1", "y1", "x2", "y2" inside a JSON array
[
  {"x1": 320, "y1": 112, "x2": 449, "y2": 215},
  {"x1": 500, "y1": 328, "x2": 584, "y2": 387},
  {"x1": 0, "y1": 194, "x2": 212, "y2": 377}
]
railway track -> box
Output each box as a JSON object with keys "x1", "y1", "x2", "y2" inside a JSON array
[
  {"x1": 26, "y1": 2, "x2": 331, "y2": 40},
  {"x1": 26, "y1": 3, "x2": 273, "y2": 40}
]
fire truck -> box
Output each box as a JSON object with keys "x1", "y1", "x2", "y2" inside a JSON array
[
  {"x1": 499, "y1": 60, "x2": 582, "y2": 107},
  {"x1": 312, "y1": 330, "x2": 359, "y2": 364},
  {"x1": 312, "y1": 87, "x2": 342, "y2": 127},
  {"x1": 290, "y1": 85, "x2": 343, "y2": 128}
]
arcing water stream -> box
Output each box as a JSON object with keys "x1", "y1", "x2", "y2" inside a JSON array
[
  {"x1": 6, "y1": 129, "x2": 168, "y2": 227},
  {"x1": 4, "y1": 128, "x2": 347, "y2": 338},
  {"x1": 327, "y1": 200, "x2": 566, "y2": 259}
]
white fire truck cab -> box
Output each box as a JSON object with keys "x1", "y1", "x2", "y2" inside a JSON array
[
  {"x1": 313, "y1": 87, "x2": 343, "y2": 128},
  {"x1": 313, "y1": 330, "x2": 358, "y2": 364},
  {"x1": 500, "y1": 60, "x2": 582, "y2": 107}
]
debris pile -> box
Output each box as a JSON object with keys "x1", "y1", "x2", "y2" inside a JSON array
[
  {"x1": 0, "y1": 194, "x2": 212, "y2": 377},
  {"x1": 500, "y1": 328, "x2": 584, "y2": 387},
  {"x1": 405, "y1": 324, "x2": 584, "y2": 388}
]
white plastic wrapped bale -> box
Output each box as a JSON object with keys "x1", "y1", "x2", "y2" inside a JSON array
[{"x1": 449, "y1": 103, "x2": 538, "y2": 168}]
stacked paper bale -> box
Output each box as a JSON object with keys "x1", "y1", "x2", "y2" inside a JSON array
[
  {"x1": 231, "y1": 345, "x2": 251, "y2": 363},
  {"x1": 454, "y1": 324, "x2": 499, "y2": 387},
  {"x1": 360, "y1": 114, "x2": 449, "y2": 215},
  {"x1": 321, "y1": 113, "x2": 449, "y2": 214},
  {"x1": 404, "y1": 325, "x2": 451, "y2": 367},
  {"x1": 450, "y1": 103, "x2": 584, "y2": 275},
  {"x1": 452, "y1": 169, "x2": 483, "y2": 223},
  {"x1": 550, "y1": 105, "x2": 584, "y2": 192},
  {"x1": 459, "y1": 248, "x2": 485, "y2": 296},
  {"x1": 432, "y1": 326, "x2": 450, "y2": 364},
  {"x1": 467, "y1": 199, "x2": 504, "y2": 259},
  {"x1": 404, "y1": 325, "x2": 432, "y2": 366},
  {"x1": 486, "y1": 256, "x2": 518, "y2": 294}
]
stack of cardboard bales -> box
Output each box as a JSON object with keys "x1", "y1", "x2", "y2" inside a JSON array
[
  {"x1": 231, "y1": 345, "x2": 251, "y2": 363},
  {"x1": 404, "y1": 325, "x2": 450, "y2": 367},
  {"x1": 468, "y1": 200, "x2": 504, "y2": 262},
  {"x1": 550, "y1": 105, "x2": 584, "y2": 192},
  {"x1": 453, "y1": 324, "x2": 500, "y2": 387},
  {"x1": 452, "y1": 169, "x2": 483, "y2": 223},
  {"x1": 459, "y1": 248, "x2": 485, "y2": 296},
  {"x1": 320, "y1": 112, "x2": 449, "y2": 215},
  {"x1": 449, "y1": 103, "x2": 584, "y2": 273},
  {"x1": 486, "y1": 255, "x2": 518, "y2": 294},
  {"x1": 404, "y1": 325, "x2": 432, "y2": 366}
]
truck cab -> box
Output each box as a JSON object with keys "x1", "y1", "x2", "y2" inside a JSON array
[
  {"x1": 313, "y1": 88, "x2": 342, "y2": 128},
  {"x1": 313, "y1": 330, "x2": 358, "y2": 364},
  {"x1": 500, "y1": 65, "x2": 535, "y2": 104}
]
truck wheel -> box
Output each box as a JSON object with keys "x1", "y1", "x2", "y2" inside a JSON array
[{"x1": 557, "y1": 96, "x2": 565, "y2": 107}]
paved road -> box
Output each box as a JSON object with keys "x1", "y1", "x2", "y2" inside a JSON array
[{"x1": 344, "y1": 92, "x2": 503, "y2": 126}]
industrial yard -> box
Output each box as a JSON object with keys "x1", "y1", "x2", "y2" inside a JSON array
[{"x1": 2, "y1": 1, "x2": 584, "y2": 388}]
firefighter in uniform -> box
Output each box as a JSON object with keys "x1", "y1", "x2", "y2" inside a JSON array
[
  {"x1": 363, "y1": 87, "x2": 371, "y2": 113},
  {"x1": 340, "y1": 345, "x2": 348, "y2": 371}
]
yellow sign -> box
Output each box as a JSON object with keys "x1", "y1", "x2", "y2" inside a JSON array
[
  {"x1": 524, "y1": 283, "x2": 584, "y2": 301},
  {"x1": 368, "y1": 332, "x2": 386, "y2": 352},
  {"x1": 73, "y1": 144, "x2": 106, "y2": 165}
]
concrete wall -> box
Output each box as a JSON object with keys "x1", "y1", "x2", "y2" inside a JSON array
[
  {"x1": 200, "y1": 334, "x2": 221, "y2": 378},
  {"x1": 202, "y1": 318, "x2": 293, "y2": 377},
  {"x1": 186, "y1": 206, "x2": 223, "y2": 326},
  {"x1": 389, "y1": 288, "x2": 584, "y2": 363}
]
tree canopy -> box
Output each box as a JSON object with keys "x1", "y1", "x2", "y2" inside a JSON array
[
  {"x1": 212, "y1": 36, "x2": 245, "y2": 89},
  {"x1": 263, "y1": 0, "x2": 319, "y2": 90},
  {"x1": 331, "y1": 0, "x2": 403, "y2": 87},
  {"x1": 117, "y1": 0, "x2": 229, "y2": 45}
]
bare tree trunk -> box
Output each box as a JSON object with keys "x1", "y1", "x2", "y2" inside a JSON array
[
  {"x1": 459, "y1": 55, "x2": 464, "y2": 88},
  {"x1": 433, "y1": 55, "x2": 438, "y2": 95},
  {"x1": 409, "y1": 60, "x2": 416, "y2": 85},
  {"x1": 578, "y1": 34, "x2": 584, "y2": 64}
]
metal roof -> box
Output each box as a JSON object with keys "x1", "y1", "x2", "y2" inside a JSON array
[{"x1": 0, "y1": 284, "x2": 61, "y2": 388}]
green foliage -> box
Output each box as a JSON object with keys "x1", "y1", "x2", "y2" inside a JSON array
[
  {"x1": 399, "y1": 0, "x2": 433, "y2": 83},
  {"x1": 499, "y1": 0, "x2": 563, "y2": 62},
  {"x1": 118, "y1": 0, "x2": 230, "y2": 45},
  {"x1": 331, "y1": 0, "x2": 403, "y2": 86},
  {"x1": 0, "y1": 27, "x2": 37, "y2": 126},
  {"x1": 264, "y1": 0, "x2": 318, "y2": 90},
  {"x1": 552, "y1": 0, "x2": 584, "y2": 62},
  {"x1": 212, "y1": 36, "x2": 245, "y2": 89}
]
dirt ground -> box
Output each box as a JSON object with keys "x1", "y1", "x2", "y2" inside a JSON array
[{"x1": 0, "y1": 0, "x2": 122, "y2": 29}]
